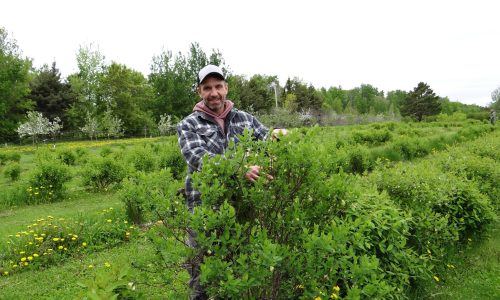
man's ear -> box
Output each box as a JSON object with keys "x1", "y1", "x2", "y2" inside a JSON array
[{"x1": 196, "y1": 86, "x2": 202, "y2": 98}]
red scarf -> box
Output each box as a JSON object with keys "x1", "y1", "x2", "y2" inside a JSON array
[{"x1": 193, "y1": 100, "x2": 234, "y2": 134}]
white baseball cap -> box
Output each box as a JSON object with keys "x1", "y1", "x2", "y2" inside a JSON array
[{"x1": 197, "y1": 64, "x2": 225, "y2": 85}]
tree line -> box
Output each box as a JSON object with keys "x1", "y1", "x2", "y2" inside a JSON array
[{"x1": 1, "y1": 27, "x2": 495, "y2": 143}]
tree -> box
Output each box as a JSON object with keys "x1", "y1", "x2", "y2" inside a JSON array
[
  {"x1": 158, "y1": 113, "x2": 174, "y2": 136},
  {"x1": 400, "y1": 82, "x2": 441, "y2": 121},
  {"x1": 386, "y1": 90, "x2": 407, "y2": 115},
  {"x1": 100, "y1": 62, "x2": 155, "y2": 135},
  {"x1": 80, "y1": 112, "x2": 99, "y2": 140},
  {"x1": 17, "y1": 111, "x2": 61, "y2": 144},
  {"x1": 0, "y1": 27, "x2": 33, "y2": 142},
  {"x1": 66, "y1": 44, "x2": 107, "y2": 129},
  {"x1": 100, "y1": 108, "x2": 123, "y2": 139},
  {"x1": 29, "y1": 62, "x2": 76, "y2": 126}
]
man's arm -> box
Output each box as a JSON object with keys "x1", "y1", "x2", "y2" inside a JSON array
[{"x1": 177, "y1": 121, "x2": 214, "y2": 172}]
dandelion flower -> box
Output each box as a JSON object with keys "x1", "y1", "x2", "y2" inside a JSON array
[
  {"x1": 330, "y1": 294, "x2": 338, "y2": 299},
  {"x1": 53, "y1": 238, "x2": 60, "y2": 242},
  {"x1": 104, "y1": 262, "x2": 111, "y2": 268},
  {"x1": 433, "y1": 276, "x2": 440, "y2": 282},
  {"x1": 88, "y1": 264, "x2": 94, "y2": 269},
  {"x1": 19, "y1": 251, "x2": 25, "y2": 255},
  {"x1": 333, "y1": 286, "x2": 340, "y2": 292},
  {"x1": 24, "y1": 262, "x2": 28, "y2": 266},
  {"x1": 3, "y1": 271, "x2": 8, "y2": 276},
  {"x1": 72, "y1": 237, "x2": 76, "y2": 241},
  {"x1": 314, "y1": 297, "x2": 322, "y2": 300},
  {"x1": 58, "y1": 246, "x2": 63, "y2": 250},
  {"x1": 28, "y1": 256, "x2": 33, "y2": 261},
  {"x1": 82, "y1": 242, "x2": 87, "y2": 247},
  {"x1": 107, "y1": 219, "x2": 112, "y2": 223},
  {"x1": 33, "y1": 254, "x2": 39, "y2": 257},
  {"x1": 21, "y1": 257, "x2": 27, "y2": 262}
]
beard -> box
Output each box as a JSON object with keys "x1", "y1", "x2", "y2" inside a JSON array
[{"x1": 204, "y1": 97, "x2": 225, "y2": 113}]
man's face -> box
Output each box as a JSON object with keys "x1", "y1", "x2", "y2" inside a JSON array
[{"x1": 197, "y1": 76, "x2": 228, "y2": 114}]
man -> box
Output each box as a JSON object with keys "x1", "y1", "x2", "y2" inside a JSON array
[{"x1": 177, "y1": 64, "x2": 285, "y2": 299}]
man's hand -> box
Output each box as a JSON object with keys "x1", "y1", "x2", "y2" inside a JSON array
[
  {"x1": 245, "y1": 165, "x2": 273, "y2": 183},
  {"x1": 271, "y1": 128, "x2": 288, "y2": 141}
]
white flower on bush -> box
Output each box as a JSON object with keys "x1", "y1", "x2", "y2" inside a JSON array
[
  {"x1": 17, "y1": 111, "x2": 62, "y2": 144},
  {"x1": 158, "y1": 113, "x2": 173, "y2": 136}
]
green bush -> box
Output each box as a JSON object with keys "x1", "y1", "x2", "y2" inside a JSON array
[
  {"x1": 127, "y1": 145, "x2": 156, "y2": 173},
  {"x1": 27, "y1": 159, "x2": 70, "y2": 204},
  {"x1": 149, "y1": 130, "x2": 427, "y2": 299},
  {"x1": 119, "y1": 169, "x2": 183, "y2": 224},
  {"x1": 157, "y1": 142, "x2": 186, "y2": 180},
  {"x1": 56, "y1": 149, "x2": 77, "y2": 165},
  {"x1": 0, "y1": 152, "x2": 21, "y2": 165},
  {"x1": 81, "y1": 156, "x2": 127, "y2": 191},
  {"x1": 4, "y1": 162, "x2": 21, "y2": 181}
]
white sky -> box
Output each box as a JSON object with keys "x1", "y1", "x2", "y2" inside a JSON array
[{"x1": 2, "y1": 0, "x2": 499, "y2": 107}]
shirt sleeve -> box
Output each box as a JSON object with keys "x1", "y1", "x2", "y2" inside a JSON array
[
  {"x1": 177, "y1": 120, "x2": 215, "y2": 172},
  {"x1": 250, "y1": 114, "x2": 269, "y2": 141}
]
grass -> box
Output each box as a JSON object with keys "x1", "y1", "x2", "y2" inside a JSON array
[
  {"x1": 411, "y1": 219, "x2": 500, "y2": 299},
  {"x1": 0, "y1": 191, "x2": 121, "y2": 242},
  {"x1": 0, "y1": 236, "x2": 188, "y2": 299}
]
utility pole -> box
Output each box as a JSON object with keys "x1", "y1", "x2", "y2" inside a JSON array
[{"x1": 270, "y1": 82, "x2": 278, "y2": 108}]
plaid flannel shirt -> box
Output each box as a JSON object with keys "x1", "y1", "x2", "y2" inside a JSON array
[{"x1": 177, "y1": 108, "x2": 269, "y2": 210}]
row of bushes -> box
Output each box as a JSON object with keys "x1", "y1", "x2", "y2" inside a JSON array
[{"x1": 138, "y1": 127, "x2": 498, "y2": 299}]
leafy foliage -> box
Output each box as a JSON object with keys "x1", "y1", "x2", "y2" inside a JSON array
[{"x1": 400, "y1": 82, "x2": 441, "y2": 121}]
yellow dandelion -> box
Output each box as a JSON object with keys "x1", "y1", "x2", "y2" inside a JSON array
[
  {"x1": 72, "y1": 237, "x2": 76, "y2": 241},
  {"x1": 314, "y1": 297, "x2": 322, "y2": 300},
  {"x1": 330, "y1": 294, "x2": 338, "y2": 299},
  {"x1": 433, "y1": 276, "x2": 440, "y2": 282},
  {"x1": 88, "y1": 264, "x2": 94, "y2": 268},
  {"x1": 107, "y1": 219, "x2": 112, "y2": 223},
  {"x1": 24, "y1": 262, "x2": 28, "y2": 266},
  {"x1": 19, "y1": 251, "x2": 25, "y2": 255},
  {"x1": 27, "y1": 256, "x2": 33, "y2": 261},
  {"x1": 3, "y1": 271, "x2": 9, "y2": 276},
  {"x1": 64, "y1": 248, "x2": 67, "y2": 251},
  {"x1": 104, "y1": 262, "x2": 111, "y2": 268},
  {"x1": 53, "y1": 237, "x2": 60, "y2": 242},
  {"x1": 124, "y1": 220, "x2": 128, "y2": 224},
  {"x1": 333, "y1": 286, "x2": 340, "y2": 292},
  {"x1": 82, "y1": 242, "x2": 87, "y2": 247},
  {"x1": 12, "y1": 265, "x2": 18, "y2": 268},
  {"x1": 48, "y1": 248, "x2": 53, "y2": 252},
  {"x1": 21, "y1": 257, "x2": 27, "y2": 262},
  {"x1": 33, "y1": 253, "x2": 39, "y2": 257},
  {"x1": 41, "y1": 233, "x2": 46, "y2": 237},
  {"x1": 58, "y1": 246, "x2": 63, "y2": 250}
]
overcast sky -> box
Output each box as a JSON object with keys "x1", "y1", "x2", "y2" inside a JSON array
[{"x1": 2, "y1": 0, "x2": 499, "y2": 106}]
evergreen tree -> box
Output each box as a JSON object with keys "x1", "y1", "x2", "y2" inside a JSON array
[
  {"x1": 30, "y1": 62, "x2": 76, "y2": 126},
  {"x1": 401, "y1": 82, "x2": 441, "y2": 121}
]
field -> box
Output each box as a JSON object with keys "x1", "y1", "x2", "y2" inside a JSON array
[{"x1": 0, "y1": 120, "x2": 498, "y2": 299}]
